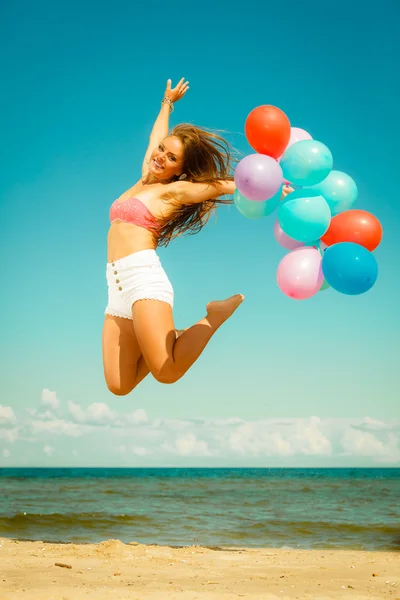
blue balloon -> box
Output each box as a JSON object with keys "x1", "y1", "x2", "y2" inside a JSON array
[
  {"x1": 280, "y1": 140, "x2": 333, "y2": 186},
  {"x1": 234, "y1": 187, "x2": 281, "y2": 220},
  {"x1": 305, "y1": 170, "x2": 358, "y2": 216},
  {"x1": 322, "y1": 242, "x2": 378, "y2": 295},
  {"x1": 278, "y1": 189, "x2": 331, "y2": 243}
]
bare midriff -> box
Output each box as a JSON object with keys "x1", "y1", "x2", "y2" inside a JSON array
[{"x1": 107, "y1": 221, "x2": 159, "y2": 263}]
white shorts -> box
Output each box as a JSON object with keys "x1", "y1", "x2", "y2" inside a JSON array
[{"x1": 105, "y1": 249, "x2": 174, "y2": 320}]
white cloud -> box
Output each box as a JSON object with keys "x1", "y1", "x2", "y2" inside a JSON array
[
  {"x1": 67, "y1": 400, "x2": 87, "y2": 423},
  {"x1": 24, "y1": 401, "x2": 400, "y2": 464},
  {"x1": 4, "y1": 389, "x2": 400, "y2": 466},
  {"x1": 227, "y1": 424, "x2": 292, "y2": 457},
  {"x1": 126, "y1": 409, "x2": 148, "y2": 425},
  {"x1": 114, "y1": 445, "x2": 150, "y2": 456},
  {"x1": 203, "y1": 417, "x2": 245, "y2": 428},
  {"x1": 68, "y1": 401, "x2": 128, "y2": 426},
  {"x1": 290, "y1": 417, "x2": 332, "y2": 456},
  {"x1": 85, "y1": 403, "x2": 116, "y2": 425},
  {"x1": 3, "y1": 449, "x2": 11, "y2": 458},
  {"x1": 341, "y1": 427, "x2": 400, "y2": 462},
  {"x1": 163, "y1": 432, "x2": 213, "y2": 457},
  {"x1": 152, "y1": 418, "x2": 191, "y2": 430},
  {"x1": 38, "y1": 410, "x2": 57, "y2": 421},
  {"x1": 132, "y1": 446, "x2": 149, "y2": 456},
  {"x1": 361, "y1": 417, "x2": 389, "y2": 430},
  {"x1": 0, "y1": 405, "x2": 16, "y2": 426},
  {"x1": 341, "y1": 428, "x2": 385, "y2": 456},
  {"x1": 41, "y1": 389, "x2": 60, "y2": 411},
  {"x1": 219, "y1": 417, "x2": 331, "y2": 458},
  {"x1": 31, "y1": 418, "x2": 91, "y2": 437},
  {"x1": 67, "y1": 401, "x2": 148, "y2": 428}
]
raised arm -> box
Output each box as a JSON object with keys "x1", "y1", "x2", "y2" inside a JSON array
[
  {"x1": 170, "y1": 180, "x2": 235, "y2": 204},
  {"x1": 142, "y1": 78, "x2": 189, "y2": 178},
  {"x1": 170, "y1": 181, "x2": 294, "y2": 205}
]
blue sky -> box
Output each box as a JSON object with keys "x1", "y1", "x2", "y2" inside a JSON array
[{"x1": 1, "y1": 0, "x2": 399, "y2": 467}]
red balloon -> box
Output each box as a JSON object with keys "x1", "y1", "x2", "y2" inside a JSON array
[
  {"x1": 245, "y1": 105, "x2": 291, "y2": 159},
  {"x1": 321, "y1": 209, "x2": 383, "y2": 251}
]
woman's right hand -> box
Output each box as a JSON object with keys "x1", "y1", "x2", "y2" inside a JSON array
[
  {"x1": 281, "y1": 185, "x2": 295, "y2": 199},
  {"x1": 164, "y1": 78, "x2": 189, "y2": 103}
]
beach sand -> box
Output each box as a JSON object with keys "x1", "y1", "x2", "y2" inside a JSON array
[{"x1": 0, "y1": 537, "x2": 398, "y2": 599}]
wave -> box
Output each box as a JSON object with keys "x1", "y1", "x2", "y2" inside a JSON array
[
  {"x1": 0, "y1": 512, "x2": 152, "y2": 531},
  {"x1": 242, "y1": 518, "x2": 400, "y2": 534}
]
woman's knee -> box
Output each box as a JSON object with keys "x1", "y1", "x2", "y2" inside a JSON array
[
  {"x1": 105, "y1": 377, "x2": 134, "y2": 396},
  {"x1": 150, "y1": 361, "x2": 183, "y2": 385}
]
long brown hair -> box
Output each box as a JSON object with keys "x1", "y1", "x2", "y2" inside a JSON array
[{"x1": 155, "y1": 124, "x2": 237, "y2": 247}]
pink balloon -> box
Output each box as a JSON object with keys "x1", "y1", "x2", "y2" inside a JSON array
[
  {"x1": 273, "y1": 220, "x2": 304, "y2": 250},
  {"x1": 287, "y1": 127, "x2": 313, "y2": 147},
  {"x1": 278, "y1": 127, "x2": 313, "y2": 159},
  {"x1": 277, "y1": 247, "x2": 324, "y2": 300},
  {"x1": 278, "y1": 127, "x2": 313, "y2": 184}
]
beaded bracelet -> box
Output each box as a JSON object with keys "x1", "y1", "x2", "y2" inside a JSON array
[{"x1": 161, "y1": 97, "x2": 174, "y2": 113}]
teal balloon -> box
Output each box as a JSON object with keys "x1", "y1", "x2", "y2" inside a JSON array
[
  {"x1": 280, "y1": 140, "x2": 333, "y2": 186},
  {"x1": 305, "y1": 170, "x2": 358, "y2": 216},
  {"x1": 319, "y1": 279, "x2": 330, "y2": 292},
  {"x1": 278, "y1": 189, "x2": 331, "y2": 243},
  {"x1": 234, "y1": 187, "x2": 281, "y2": 220}
]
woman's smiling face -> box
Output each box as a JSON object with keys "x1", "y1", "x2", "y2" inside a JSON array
[{"x1": 148, "y1": 136, "x2": 184, "y2": 180}]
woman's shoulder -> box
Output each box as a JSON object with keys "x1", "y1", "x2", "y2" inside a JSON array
[
  {"x1": 117, "y1": 180, "x2": 187, "y2": 207},
  {"x1": 116, "y1": 180, "x2": 142, "y2": 202}
]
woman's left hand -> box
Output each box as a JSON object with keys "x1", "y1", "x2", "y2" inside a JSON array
[
  {"x1": 164, "y1": 78, "x2": 190, "y2": 103},
  {"x1": 281, "y1": 184, "x2": 294, "y2": 199}
]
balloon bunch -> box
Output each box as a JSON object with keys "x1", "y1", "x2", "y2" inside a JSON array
[{"x1": 234, "y1": 105, "x2": 382, "y2": 300}]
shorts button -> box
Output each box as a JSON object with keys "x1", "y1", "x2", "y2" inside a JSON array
[
  {"x1": 118, "y1": 286, "x2": 122, "y2": 291},
  {"x1": 116, "y1": 279, "x2": 120, "y2": 283},
  {"x1": 114, "y1": 270, "x2": 118, "y2": 275},
  {"x1": 112, "y1": 263, "x2": 115, "y2": 267}
]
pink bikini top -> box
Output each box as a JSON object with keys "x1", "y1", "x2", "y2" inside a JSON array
[{"x1": 109, "y1": 197, "x2": 160, "y2": 233}]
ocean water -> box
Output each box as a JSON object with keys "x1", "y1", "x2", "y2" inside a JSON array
[{"x1": 0, "y1": 468, "x2": 399, "y2": 551}]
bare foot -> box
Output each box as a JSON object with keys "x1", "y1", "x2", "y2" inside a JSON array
[{"x1": 206, "y1": 294, "x2": 245, "y2": 328}]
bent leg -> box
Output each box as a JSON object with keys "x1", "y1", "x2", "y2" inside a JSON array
[
  {"x1": 102, "y1": 314, "x2": 150, "y2": 396},
  {"x1": 102, "y1": 315, "x2": 187, "y2": 395},
  {"x1": 132, "y1": 294, "x2": 244, "y2": 385}
]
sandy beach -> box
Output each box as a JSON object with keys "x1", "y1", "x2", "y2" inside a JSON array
[{"x1": 0, "y1": 537, "x2": 398, "y2": 599}]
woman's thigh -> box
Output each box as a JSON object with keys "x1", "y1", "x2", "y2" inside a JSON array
[
  {"x1": 102, "y1": 314, "x2": 143, "y2": 395},
  {"x1": 132, "y1": 300, "x2": 177, "y2": 383}
]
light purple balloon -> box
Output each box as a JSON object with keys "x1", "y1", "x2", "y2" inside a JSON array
[
  {"x1": 273, "y1": 219, "x2": 304, "y2": 250},
  {"x1": 277, "y1": 246, "x2": 324, "y2": 300},
  {"x1": 234, "y1": 154, "x2": 283, "y2": 202}
]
